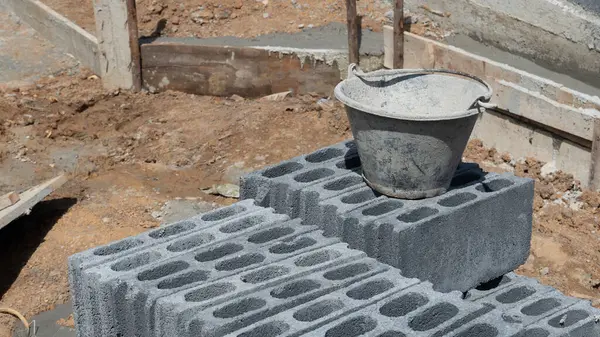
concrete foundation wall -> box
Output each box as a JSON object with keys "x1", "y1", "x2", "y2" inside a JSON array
[
  {"x1": 2, "y1": 0, "x2": 101, "y2": 74},
  {"x1": 385, "y1": 28, "x2": 600, "y2": 186},
  {"x1": 471, "y1": 110, "x2": 592, "y2": 183},
  {"x1": 405, "y1": 0, "x2": 600, "y2": 90}
]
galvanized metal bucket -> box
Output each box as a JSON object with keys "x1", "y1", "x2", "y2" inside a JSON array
[{"x1": 334, "y1": 64, "x2": 495, "y2": 199}]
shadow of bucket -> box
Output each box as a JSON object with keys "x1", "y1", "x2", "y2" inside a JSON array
[{"x1": 334, "y1": 64, "x2": 495, "y2": 199}]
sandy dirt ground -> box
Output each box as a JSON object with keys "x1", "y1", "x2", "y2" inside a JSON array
[
  {"x1": 0, "y1": 67, "x2": 600, "y2": 336},
  {"x1": 0, "y1": 68, "x2": 351, "y2": 336},
  {"x1": 40, "y1": 0, "x2": 443, "y2": 39},
  {"x1": 0, "y1": 0, "x2": 597, "y2": 336}
]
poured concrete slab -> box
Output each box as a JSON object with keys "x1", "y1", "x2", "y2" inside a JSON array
[
  {"x1": 0, "y1": 8, "x2": 78, "y2": 87},
  {"x1": 13, "y1": 302, "x2": 75, "y2": 337},
  {"x1": 140, "y1": 22, "x2": 384, "y2": 57}
]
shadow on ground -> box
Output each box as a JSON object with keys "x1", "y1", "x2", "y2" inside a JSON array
[{"x1": 0, "y1": 197, "x2": 77, "y2": 298}]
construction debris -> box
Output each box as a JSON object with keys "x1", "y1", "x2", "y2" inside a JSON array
[
  {"x1": 201, "y1": 183, "x2": 240, "y2": 198},
  {"x1": 260, "y1": 91, "x2": 292, "y2": 101},
  {"x1": 0, "y1": 174, "x2": 68, "y2": 231},
  {"x1": 0, "y1": 191, "x2": 20, "y2": 212}
]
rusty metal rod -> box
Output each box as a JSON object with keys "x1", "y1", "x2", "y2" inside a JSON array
[
  {"x1": 126, "y1": 0, "x2": 142, "y2": 92},
  {"x1": 346, "y1": 0, "x2": 360, "y2": 65},
  {"x1": 393, "y1": 0, "x2": 404, "y2": 68}
]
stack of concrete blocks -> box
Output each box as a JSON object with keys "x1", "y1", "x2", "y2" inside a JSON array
[
  {"x1": 69, "y1": 201, "x2": 600, "y2": 336},
  {"x1": 69, "y1": 140, "x2": 600, "y2": 336},
  {"x1": 240, "y1": 140, "x2": 534, "y2": 292}
]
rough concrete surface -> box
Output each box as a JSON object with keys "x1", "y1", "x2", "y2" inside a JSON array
[
  {"x1": 68, "y1": 199, "x2": 269, "y2": 337},
  {"x1": 0, "y1": 8, "x2": 78, "y2": 87},
  {"x1": 240, "y1": 140, "x2": 535, "y2": 292},
  {"x1": 446, "y1": 34, "x2": 600, "y2": 98},
  {"x1": 152, "y1": 199, "x2": 219, "y2": 224},
  {"x1": 141, "y1": 23, "x2": 384, "y2": 56},
  {"x1": 406, "y1": 0, "x2": 600, "y2": 92},
  {"x1": 141, "y1": 22, "x2": 386, "y2": 79},
  {"x1": 571, "y1": 0, "x2": 600, "y2": 14},
  {"x1": 68, "y1": 198, "x2": 600, "y2": 336},
  {"x1": 13, "y1": 302, "x2": 75, "y2": 337}
]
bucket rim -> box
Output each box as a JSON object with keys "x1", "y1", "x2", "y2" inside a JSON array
[{"x1": 334, "y1": 66, "x2": 494, "y2": 121}]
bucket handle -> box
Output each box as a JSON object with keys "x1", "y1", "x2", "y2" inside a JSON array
[{"x1": 348, "y1": 63, "x2": 497, "y2": 110}]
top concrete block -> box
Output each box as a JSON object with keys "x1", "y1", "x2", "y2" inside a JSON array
[
  {"x1": 240, "y1": 141, "x2": 534, "y2": 292},
  {"x1": 369, "y1": 173, "x2": 534, "y2": 291},
  {"x1": 240, "y1": 140, "x2": 360, "y2": 216}
]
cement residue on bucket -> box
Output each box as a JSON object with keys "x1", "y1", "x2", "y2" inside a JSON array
[
  {"x1": 334, "y1": 65, "x2": 494, "y2": 199},
  {"x1": 335, "y1": 69, "x2": 492, "y2": 121}
]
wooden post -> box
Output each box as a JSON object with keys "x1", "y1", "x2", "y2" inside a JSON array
[
  {"x1": 589, "y1": 118, "x2": 600, "y2": 190},
  {"x1": 93, "y1": 0, "x2": 141, "y2": 90},
  {"x1": 346, "y1": 0, "x2": 360, "y2": 65},
  {"x1": 126, "y1": 0, "x2": 142, "y2": 91},
  {"x1": 393, "y1": 0, "x2": 404, "y2": 68}
]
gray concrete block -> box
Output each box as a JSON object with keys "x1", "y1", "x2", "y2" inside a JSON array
[
  {"x1": 452, "y1": 298, "x2": 600, "y2": 337},
  {"x1": 470, "y1": 272, "x2": 600, "y2": 336},
  {"x1": 240, "y1": 143, "x2": 532, "y2": 292},
  {"x1": 445, "y1": 311, "x2": 524, "y2": 337},
  {"x1": 310, "y1": 172, "x2": 531, "y2": 292},
  {"x1": 460, "y1": 271, "x2": 600, "y2": 337},
  {"x1": 310, "y1": 161, "x2": 483, "y2": 234},
  {"x1": 230, "y1": 279, "x2": 492, "y2": 337},
  {"x1": 69, "y1": 200, "x2": 264, "y2": 337},
  {"x1": 463, "y1": 272, "x2": 521, "y2": 302},
  {"x1": 492, "y1": 288, "x2": 581, "y2": 327},
  {"x1": 227, "y1": 269, "x2": 426, "y2": 337},
  {"x1": 70, "y1": 203, "x2": 286, "y2": 337},
  {"x1": 297, "y1": 171, "x2": 365, "y2": 229},
  {"x1": 69, "y1": 201, "x2": 599, "y2": 337},
  {"x1": 329, "y1": 284, "x2": 492, "y2": 337},
  {"x1": 374, "y1": 173, "x2": 533, "y2": 292},
  {"x1": 81, "y1": 221, "x2": 335, "y2": 337},
  {"x1": 240, "y1": 140, "x2": 360, "y2": 216},
  {"x1": 226, "y1": 276, "x2": 600, "y2": 337},
  {"x1": 121, "y1": 219, "x2": 329, "y2": 337},
  {"x1": 153, "y1": 246, "x2": 380, "y2": 337},
  {"x1": 519, "y1": 301, "x2": 600, "y2": 336},
  {"x1": 178, "y1": 259, "x2": 411, "y2": 337}
]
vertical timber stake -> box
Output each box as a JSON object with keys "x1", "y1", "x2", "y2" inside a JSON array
[
  {"x1": 393, "y1": 0, "x2": 404, "y2": 68},
  {"x1": 589, "y1": 118, "x2": 600, "y2": 190},
  {"x1": 346, "y1": 0, "x2": 359, "y2": 65},
  {"x1": 93, "y1": 0, "x2": 141, "y2": 90},
  {"x1": 126, "y1": 0, "x2": 142, "y2": 92}
]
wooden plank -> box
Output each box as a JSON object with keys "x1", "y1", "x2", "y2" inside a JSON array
[
  {"x1": 92, "y1": 0, "x2": 136, "y2": 89},
  {"x1": 126, "y1": 0, "x2": 142, "y2": 92},
  {"x1": 140, "y1": 43, "x2": 341, "y2": 97},
  {"x1": 345, "y1": 0, "x2": 360, "y2": 64},
  {"x1": 589, "y1": 118, "x2": 600, "y2": 191},
  {"x1": 4, "y1": 0, "x2": 101, "y2": 74},
  {"x1": 0, "y1": 175, "x2": 68, "y2": 231},
  {"x1": 0, "y1": 192, "x2": 20, "y2": 212},
  {"x1": 393, "y1": 0, "x2": 404, "y2": 68}
]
